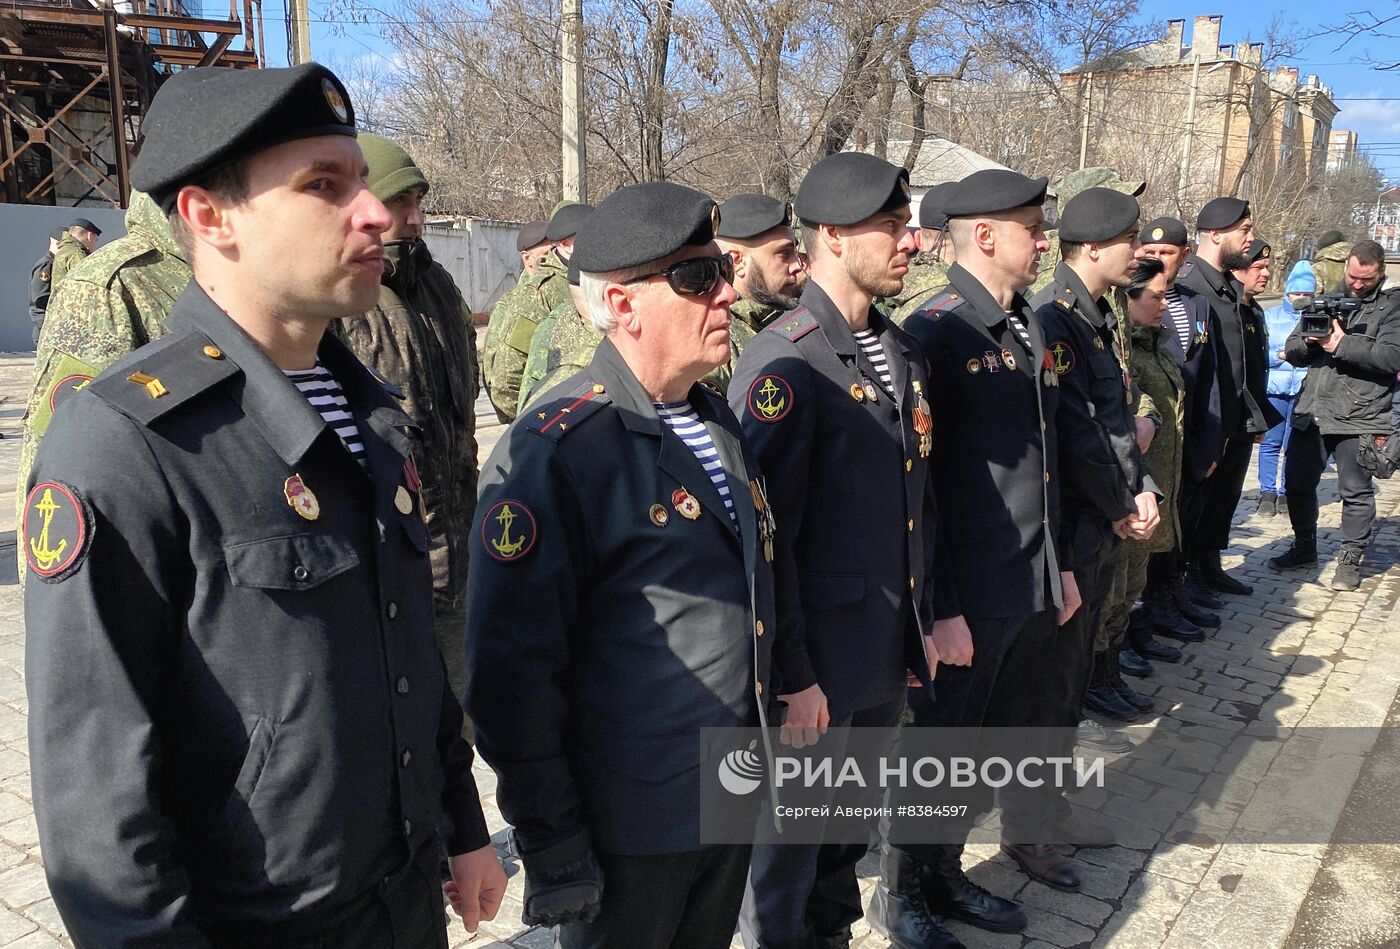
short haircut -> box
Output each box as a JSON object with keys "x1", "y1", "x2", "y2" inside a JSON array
[
  {"x1": 1126, "y1": 256, "x2": 1165, "y2": 300},
  {"x1": 1059, "y1": 238, "x2": 1084, "y2": 260},
  {"x1": 165, "y1": 159, "x2": 251, "y2": 254},
  {"x1": 1350, "y1": 240, "x2": 1385, "y2": 268},
  {"x1": 578, "y1": 264, "x2": 652, "y2": 334}
]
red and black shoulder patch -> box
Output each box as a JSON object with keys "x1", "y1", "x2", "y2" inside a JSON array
[
  {"x1": 22, "y1": 481, "x2": 93, "y2": 582},
  {"x1": 771, "y1": 310, "x2": 820, "y2": 342},
  {"x1": 747, "y1": 374, "x2": 794, "y2": 423},
  {"x1": 526, "y1": 381, "x2": 613, "y2": 443},
  {"x1": 481, "y1": 499, "x2": 538, "y2": 562},
  {"x1": 1047, "y1": 341, "x2": 1075, "y2": 375}
]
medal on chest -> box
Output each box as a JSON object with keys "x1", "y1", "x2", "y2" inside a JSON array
[
  {"x1": 750, "y1": 478, "x2": 776, "y2": 562},
  {"x1": 672, "y1": 486, "x2": 702, "y2": 520},
  {"x1": 912, "y1": 379, "x2": 933, "y2": 458}
]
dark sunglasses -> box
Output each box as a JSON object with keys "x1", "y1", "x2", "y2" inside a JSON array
[{"x1": 628, "y1": 254, "x2": 735, "y2": 296}]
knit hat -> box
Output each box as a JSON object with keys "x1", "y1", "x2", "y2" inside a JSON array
[
  {"x1": 358, "y1": 132, "x2": 429, "y2": 203},
  {"x1": 1285, "y1": 260, "x2": 1317, "y2": 294}
]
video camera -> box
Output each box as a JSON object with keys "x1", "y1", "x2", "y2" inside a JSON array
[{"x1": 1299, "y1": 293, "x2": 1363, "y2": 339}]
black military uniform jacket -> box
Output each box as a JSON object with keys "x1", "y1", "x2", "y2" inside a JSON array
[
  {"x1": 904, "y1": 264, "x2": 1063, "y2": 621},
  {"x1": 1285, "y1": 281, "x2": 1400, "y2": 436},
  {"x1": 1161, "y1": 284, "x2": 1224, "y2": 482},
  {"x1": 729, "y1": 280, "x2": 934, "y2": 717},
  {"x1": 1177, "y1": 254, "x2": 1279, "y2": 436},
  {"x1": 1032, "y1": 262, "x2": 1159, "y2": 528},
  {"x1": 24, "y1": 285, "x2": 488, "y2": 948},
  {"x1": 467, "y1": 339, "x2": 775, "y2": 857},
  {"x1": 28, "y1": 251, "x2": 52, "y2": 328}
]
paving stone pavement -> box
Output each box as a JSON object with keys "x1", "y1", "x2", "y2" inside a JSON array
[{"x1": 0, "y1": 351, "x2": 1394, "y2": 948}]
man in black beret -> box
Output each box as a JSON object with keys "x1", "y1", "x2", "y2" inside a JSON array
[
  {"x1": 49, "y1": 218, "x2": 103, "y2": 291},
  {"x1": 1134, "y1": 218, "x2": 1225, "y2": 647},
  {"x1": 891, "y1": 179, "x2": 962, "y2": 322},
  {"x1": 730, "y1": 151, "x2": 936, "y2": 949},
  {"x1": 25, "y1": 62, "x2": 506, "y2": 947},
  {"x1": 27, "y1": 227, "x2": 67, "y2": 346},
  {"x1": 516, "y1": 219, "x2": 552, "y2": 274},
  {"x1": 468, "y1": 181, "x2": 777, "y2": 949},
  {"x1": 1031, "y1": 188, "x2": 1162, "y2": 746},
  {"x1": 1176, "y1": 196, "x2": 1280, "y2": 599},
  {"x1": 886, "y1": 167, "x2": 1081, "y2": 943}
]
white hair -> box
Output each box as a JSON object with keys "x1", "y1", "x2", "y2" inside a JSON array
[{"x1": 579, "y1": 264, "x2": 653, "y2": 334}]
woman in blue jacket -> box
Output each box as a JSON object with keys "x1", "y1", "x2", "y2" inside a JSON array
[{"x1": 1257, "y1": 261, "x2": 1315, "y2": 515}]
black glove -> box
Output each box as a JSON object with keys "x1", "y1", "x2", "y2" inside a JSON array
[{"x1": 519, "y1": 828, "x2": 604, "y2": 927}]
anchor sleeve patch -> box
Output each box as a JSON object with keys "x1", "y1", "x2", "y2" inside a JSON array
[
  {"x1": 23, "y1": 481, "x2": 93, "y2": 582},
  {"x1": 482, "y1": 499, "x2": 538, "y2": 562},
  {"x1": 1048, "y1": 341, "x2": 1075, "y2": 375},
  {"x1": 747, "y1": 374, "x2": 794, "y2": 423}
]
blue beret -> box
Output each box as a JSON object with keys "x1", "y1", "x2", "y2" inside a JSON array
[
  {"x1": 1059, "y1": 188, "x2": 1140, "y2": 243},
  {"x1": 944, "y1": 169, "x2": 1048, "y2": 218},
  {"x1": 795, "y1": 153, "x2": 910, "y2": 226},
  {"x1": 716, "y1": 194, "x2": 792, "y2": 239},
  {"x1": 1195, "y1": 197, "x2": 1250, "y2": 231},
  {"x1": 131, "y1": 63, "x2": 356, "y2": 210},
  {"x1": 572, "y1": 182, "x2": 719, "y2": 273}
]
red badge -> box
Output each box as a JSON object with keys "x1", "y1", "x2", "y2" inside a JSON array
[
  {"x1": 48, "y1": 374, "x2": 93, "y2": 413},
  {"x1": 482, "y1": 499, "x2": 537, "y2": 562},
  {"x1": 23, "y1": 481, "x2": 92, "y2": 582},
  {"x1": 747, "y1": 375, "x2": 793, "y2": 423},
  {"x1": 403, "y1": 454, "x2": 422, "y2": 493},
  {"x1": 671, "y1": 487, "x2": 702, "y2": 520}
]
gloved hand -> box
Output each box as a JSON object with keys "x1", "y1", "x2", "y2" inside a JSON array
[{"x1": 519, "y1": 828, "x2": 604, "y2": 927}]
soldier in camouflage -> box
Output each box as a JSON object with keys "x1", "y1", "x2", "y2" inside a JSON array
[
  {"x1": 1310, "y1": 229, "x2": 1351, "y2": 294},
  {"x1": 516, "y1": 255, "x2": 589, "y2": 415},
  {"x1": 480, "y1": 201, "x2": 591, "y2": 421},
  {"x1": 16, "y1": 191, "x2": 191, "y2": 578},
  {"x1": 333, "y1": 133, "x2": 481, "y2": 702},
  {"x1": 48, "y1": 218, "x2": 102, "y2": 291},
  {"x1": 1030, "y1": 167, "x2": 1146, "y2": 297},
  {"x1": 890, "y1": 180, "x2": 960, "y2": 324}
]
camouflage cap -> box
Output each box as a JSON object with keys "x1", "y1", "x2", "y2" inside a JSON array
[{"x1": 1055, "y1": 166, "x2": 1147, "y2": 205}]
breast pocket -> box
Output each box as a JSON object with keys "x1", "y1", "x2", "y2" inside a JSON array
[{"x1": 224, "y1": 533, "x2": 361, "y2": 590}]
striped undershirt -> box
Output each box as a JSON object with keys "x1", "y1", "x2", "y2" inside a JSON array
[
  {"x1": 284, "y1": 363, "x2": 368, "y2": 469},
  {"x1": 1006, "y1": 310, "x2": 1034, "y2": 353},
  {"x1": 653, "y1": 400, "x2": 737, "y2": 525},
  {"x1": 852, "y1": 328, "x2": 895, "y2": 395},
  {"x1": 1165, "y1": 287, "x2": 1192, "y2": 352}
]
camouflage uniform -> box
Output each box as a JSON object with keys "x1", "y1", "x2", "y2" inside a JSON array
[
  {"x1": 334, "y1": 238, "x2": 480, "y2": 697},
  {"x1": 48, "y1": 233, "x2": 90, "y2": 291},
  {"x1": 16, "y1": 190, "x2": 191, "y2": 578},
  {"x1": 519, "y1": 302, "x2": 599, "y2": 414},
  {"x1": 700, "y1": 297, "x2": 783, "y2": 395},
  {"x1": 480, "y1": 251, "x2": 571, "y2": 421},
  {"x1": 890, "y1": 255, "x2": 950, "y2": 324},
  {"x1": 1031, "y1": 167, "x2": 1146, "y2": 297},
  {"x1": 1311, "y1": 241, "x2": 1351, "y2": 295}
]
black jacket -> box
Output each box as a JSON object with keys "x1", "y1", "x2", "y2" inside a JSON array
[
  {"x1": 1032, "y1": 262, "x2": 1160, "y2": 529},
  {"x1": 1161, "y1": 284, "x2": 1224, "y2": 481},
  {"x1": 729, "y1": 281, "x2": 935, "y2": 716},
  {"x1": 28, "y1": 252, "x2": 52, "y2": 326},
  {"x1": 467, "y1": 339, "x2": 775, "y2": 856},
  {"x1": 1285, "y1": 282, "x2": 1400, "y2": 436},
  {"x1": 903, "y1": 263, "x2": 1063, "y2": 621},
  {"x1": 24, "y1": 285, "x2": 486, "y2": 947}
]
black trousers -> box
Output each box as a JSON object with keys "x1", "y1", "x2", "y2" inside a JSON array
[
  {"x1": 1284, "y1": 426, "x2": 1378, "y2": 546},
  {"x1": 740, "y1": 694, "x2": 905, "y2": 949},
  {"x1": 1051, "y1": 514, "x2": 1117, "y2": 727},
  {"x1": 891, "y1": 610, "x2": 1061, "y2": 853},
  {"x1": 1182, "y1": 433, "x2": 1253, "y2": 559},
  {"x1": 559, "y1": 845, "x2": 752, "y2": 949}
]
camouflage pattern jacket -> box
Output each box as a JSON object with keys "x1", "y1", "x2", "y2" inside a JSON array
[
  {"x1": 48, "y1": 233, "x2": 90, "y2": 291},
  {"x1": 891, "y1": 258, "x2": 950, "y2": 325},
  {"x1": 1311, "y1": 241, "x2": 1352, "y2": 295},
  {"x1": 481, "y1": 251, "x2": 571, "y2": 421},
  {"x1": 335, "y1": 238, "x2": 481, "y2": 616},
  {"x1": 1127, "y1": 323, "x2": 1185, "y2": 554}
]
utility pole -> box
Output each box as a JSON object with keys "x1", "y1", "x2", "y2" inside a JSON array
[
  {"x1": 561, "y1": 0, "x2": 587, "y2": 201},
  {"x1": 289, "y1": 0, "x2": 312, "y2": 66},
  {"x1": 1077, "y1": 72, "x2": 1093, "y2": 170},
  {"x1": 1178, "y1": 56, "x2": 1201, "y2": 207}
]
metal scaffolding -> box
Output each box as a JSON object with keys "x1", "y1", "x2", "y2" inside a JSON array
[{"x1": 0, "y1": 0, "x2": 264, "y2": 208}]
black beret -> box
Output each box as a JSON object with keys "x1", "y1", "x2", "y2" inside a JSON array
[
  {"x1": 1139, "y1": 216, "x2": 1188, "y2": 246},
  {"x1": 567, "y1": 254, "x2": 581, "y2": 287},
  {"x1": 716, "y1": 194, "x2": 792, "y2": 240},
  {"x1": 1243, "y1": 239, "x2": 1272, "y2": 263},
  {"x1": 547, "y1": 203, "x2": 594, "y2": 241},
  {"x1": 1059, "y1": 188, "x2": 1140, "y2": 243},
  {"x1": 516, "y1": 220, "x2": 549, "y2": 252},
  {"x1": 49, "y1": 226, "x2": 67, "y2": 242},
  {"x1": 794, "y1": 153, "x2": 910, "y2": 226},
  {"x1": 68, "y1": 217, "x2": 101, "y2": 235},
  {"x1": 132, "y1": 63, "x2": 355, "y2": 211},
  {"x1": 1195, "y1": 196, "x2": 1250, "y2": 231},
  {"x1": 572, "y1": 182, "x2": 719, "y2": 273},
  {"x1": 944, "y1": 169, "x2": 1048, "y2": 218},
  {"x1": 1316, "y1": 229, "x2": 1344, "y2": 248},
  {"x1": 918, "y1": 181, "x2": 962, "y2": 230}
]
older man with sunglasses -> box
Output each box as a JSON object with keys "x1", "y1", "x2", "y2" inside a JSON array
[{"x1": 467, "y1": 182, "x2": 777, "y2": 949}]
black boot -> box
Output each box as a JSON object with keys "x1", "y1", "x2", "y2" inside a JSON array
[
  {"x1": 1257, "y1": 491, "x2": 1277, "y2": 516},
  {"x1": 1118, "y1": 646, "x2": 1154, "y2": 678},
  {"x1": 869, "y1": 844, "x2": 966, "y2": 949},
  {"x1": 1110, "y1": 652, "x2": 1155, "y2": 711},
  {"x1": 1268, "y1": 532, "x2": 1317, "y2": 570},
  {"x1": 1167, "y1": 569, "x2": 1220, "y2": 627},
  {"x1": 1197, "y1": 551, "x2": 1253, "y2": 595},
  {"x1": 1128, "y1": 607, "x2": 1183, "y2": 663},
  {"x1": 1331, "y1": 543, "x2": 1364, "y2": 591},
  {"x1": 1143, "y1": 588, "x2": 1205, "y2": 642},
  {"x1": 926, "y1": 844, "x2": 1026, "y2": 934},
  {"x1": 1184, "y1": 565, "x2": 1225, "y2": 609},
  {"x1": 1277, "y1": 494, "x2": 1288, "y2": 515},
  {"x1": 1083, "y1": 652, "x2": 1140, "y2": 722}
]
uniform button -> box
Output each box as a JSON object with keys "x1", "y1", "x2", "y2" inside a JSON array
[
  {"x1": 755, "y1": 620, "x2": 765, "y2": 637},
  {"x1": 397, "y1": 676, "x2": 409, "y2": 695},
  {"x1": 756, "y1": 682, "x2": 763, "y2": 695},
  {"x1": 1045, "y1": 472, "x2": 1051, "y2": 483},
  {"x1": 292, "y1": 564, "x2": 309, "y2": 582},
  {"x1": 905, "y1": 459, "x2": 913, "y2": 472},
  {"x1": 907, "y1": 519, "x2": 915, "y2": 532},
  {"x1": 403, "y1": 819, "x2": 413, "y2": 837},
  {"x1": 401, "y1": 749, "x2": 412, "y2": 767},
  {"x1": 909, "y1": 576, "x2": 916, "y2": 589},
  {"x1": 202, "y1": 344, "x2": 224, "y2": 359},
  {"x1": 1041, "y1": 420, "x2": 1047, "y2": 431},
  {"x1": 386, "y1": 601, "x2": 398, "y2": 620}
]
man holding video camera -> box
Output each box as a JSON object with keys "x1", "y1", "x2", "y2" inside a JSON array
[{"x1": 1270, "y1": 240, "x2": 1400, "y2": 590}]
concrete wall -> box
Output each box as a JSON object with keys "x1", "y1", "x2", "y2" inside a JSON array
[
  {"x1": 423, "y1": 219, "x2": 522, "y2": 314},
  {"x1": 1, "y1": 205, "x2": 129, "y2": 353}
]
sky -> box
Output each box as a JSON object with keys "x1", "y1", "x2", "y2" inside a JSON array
[{"x1": 253, "y1": 0, "x2": 1400, "y2": 184}]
